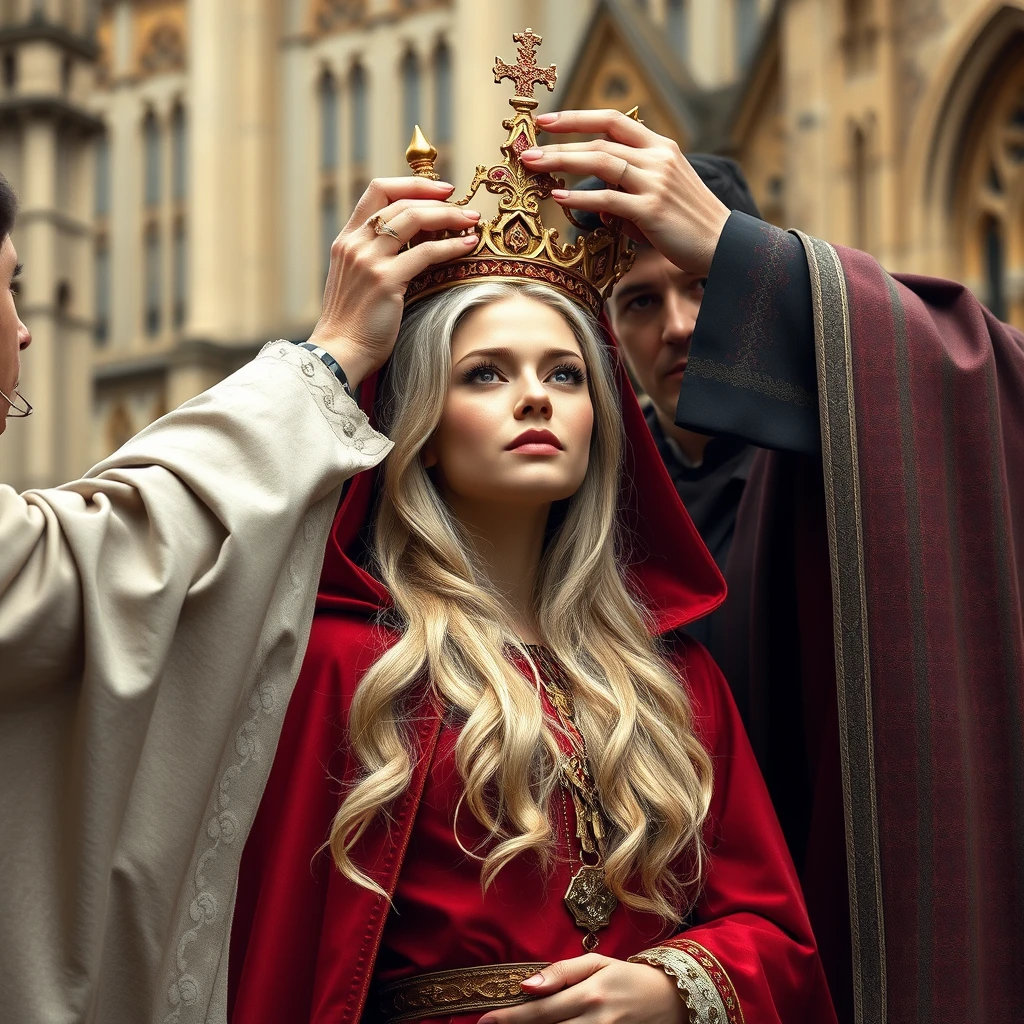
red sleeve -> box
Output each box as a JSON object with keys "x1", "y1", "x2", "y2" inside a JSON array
[{"x1": 668, "y1": 638, "x2": 838, "y2": 1024}]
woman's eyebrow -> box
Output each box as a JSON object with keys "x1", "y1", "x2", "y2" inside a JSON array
[{"x1": 454, "y1": 346, "x2": 583, "y2": 365}]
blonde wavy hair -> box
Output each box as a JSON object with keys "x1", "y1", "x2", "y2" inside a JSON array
[{"x1": 329, "y1": 281, "x2": 713, "y2": 923}]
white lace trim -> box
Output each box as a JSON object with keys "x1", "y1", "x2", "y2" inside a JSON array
[{"x1": 628, "y1": 946, "x2": 730, "y2": 1024}]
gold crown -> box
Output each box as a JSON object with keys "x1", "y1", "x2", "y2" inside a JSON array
[{"x1": 403, "y1": 28, "x2": 635, "y2": 318}]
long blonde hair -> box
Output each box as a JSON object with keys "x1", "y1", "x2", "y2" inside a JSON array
[{"x1": 329, "y1": 281, "x2": 713, "y2": 922}]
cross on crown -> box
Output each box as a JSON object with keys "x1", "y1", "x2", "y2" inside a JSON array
[
  {"x1": 493, "y1": 28, "x2": 557, "y2": 101},
  {"x1": 402, "y1": 28, "x2": 634, "y2": 318}
]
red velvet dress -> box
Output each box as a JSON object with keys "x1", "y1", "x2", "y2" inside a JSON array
[{"x1": 227, "y1": 329, "x2": 838, "y2": 1024}]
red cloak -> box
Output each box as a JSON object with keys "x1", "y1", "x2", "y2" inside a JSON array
[{"x1": 227, "y1": 324, "x2": 837, "y2": 1024}]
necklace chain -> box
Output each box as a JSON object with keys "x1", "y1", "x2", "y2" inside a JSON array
[{"x1": 528, "y1": 646, "x2": 619, "y2": 951}]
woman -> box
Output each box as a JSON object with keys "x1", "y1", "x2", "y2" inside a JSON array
[{"x1": 228, "y1": 279, "x2": 838, "y2": 1024}]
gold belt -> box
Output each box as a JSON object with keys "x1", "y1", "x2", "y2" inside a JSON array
[{"x1": 374, "y1": 962, "x2": 549, "y2": 1024}]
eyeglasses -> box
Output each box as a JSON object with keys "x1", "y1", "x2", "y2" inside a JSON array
[{"x1": 0, "y1": 385, "x2": 32, "y2": 417}]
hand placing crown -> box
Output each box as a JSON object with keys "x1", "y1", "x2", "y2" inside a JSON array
[{"x1": 401, "y1": 28, "x2": 635, "y2": 318}]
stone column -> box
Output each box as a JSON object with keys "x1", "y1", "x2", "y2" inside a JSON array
[
  {"x1": 185, "y1": 0, "x2": 237, "y2": 343},
  {"x1": 19, "y1": 116, "x2": 59, "y2": 488},
  {"x1": 236, "y1": 0, "x2": 279, "y2": 341},
  {"x1": 452, "y1": 0, "x2": 527, "y2": 196},
  {"x1": 62, "y1": 134, "x2": 95, "y2": 479},
  {"x1": 280, "y1": 32, "x2": 318, "y2": 332},
  {"x1": 780, "y1": 0, "x2": 830, "y2": 237}
]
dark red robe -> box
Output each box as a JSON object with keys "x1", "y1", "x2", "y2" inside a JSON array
[
  {"x1": 675, "y1": 211, "x2": 1024, "y2": 1023},
  {"x1": 227, "y1": 329, "x2": 837, "y2": 1024}
]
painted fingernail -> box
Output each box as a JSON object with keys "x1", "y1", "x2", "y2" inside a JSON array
[
  {"x1": 536, "y1": 112, "x2": 557, "y2": 124},
  {"x1": 522, "y1": 973, "x2": 545, "y2": 987},
  {"x1": 462, "y1": 233, "x2": 478, "y2": 244},
  {"x1": 464, "y1": 209, "x2": 481, "y2": 220},
  {"x1": 551, "y1": 188, "x2": 570, "y2": 200},
  {"x1": 436, "y1": 180, "x2": 454, "y2": 189},
  {"x1": 521, "y1": 148, "x2": 542, "y2": 159},
  {"x1": 478, "y1": 1017, "x2": 497, "y2": 1024}
]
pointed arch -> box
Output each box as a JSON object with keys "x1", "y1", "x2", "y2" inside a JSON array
[
  {"x1": 901, "y1": 3, "x2": 1024, "y2": 321},
  {"x1": 905, "y1": 3, "x2": 1024, "y2": 278},
  {"x1": 142, "y1": 109, "x2": 161, "y2": 208},
  {"x1": 319, "y1": 67, "x2": 339, "y2": 172},
  {"x1": 953, "y1": 55, "x2": 1024, "y2": 322}
]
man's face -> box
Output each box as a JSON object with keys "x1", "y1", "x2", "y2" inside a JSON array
[
  {"x1": 606, "y1": 245, "x2": 706, "y2": 427},
  {"x1": 0, "y1": 234, "x2": 31, "y2": 434}
]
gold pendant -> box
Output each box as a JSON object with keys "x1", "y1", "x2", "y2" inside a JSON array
[{"x1": 564, "y1": 864, "x2": 618, "y2": 951}]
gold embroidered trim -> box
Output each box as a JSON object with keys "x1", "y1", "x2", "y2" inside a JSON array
[
  {"x1": 792, "y1": 231, "x2": 887, "y2": 1024},
  {"x1": 375, "y1": 962, "x2": 549, "y2": 1024},
  {"x1": 629, "y1": 942, "x2": 742, "y2": 1024}
]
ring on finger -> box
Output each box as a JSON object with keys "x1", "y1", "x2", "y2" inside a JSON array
[
  {"x1": 368, "y1": 214, "x2": 402, "y2": 240},
  {"x1": 612, "y1": 157, "x2": 630, "y2": 188}
]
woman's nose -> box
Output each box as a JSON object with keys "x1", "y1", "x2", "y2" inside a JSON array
[
  {"x1": 515, "y1": 377, "x2": 552, "y2": 418},
  {"x1": 18, "y1": 320, "x2": 31, "y2": 350}
]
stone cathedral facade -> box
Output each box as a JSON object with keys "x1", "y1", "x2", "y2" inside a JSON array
[{"x1": 0, "y1": 0, "x2": 1020, "y2": 490}]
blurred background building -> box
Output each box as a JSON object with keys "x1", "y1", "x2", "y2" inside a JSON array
[{"x1": 0, "y1": 0, "x2": 1021, "y2": 489}]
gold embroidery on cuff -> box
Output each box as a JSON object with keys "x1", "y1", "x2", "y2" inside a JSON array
[{"x1": 628, "y1": 944, "x2": 741, "y2": 1024}]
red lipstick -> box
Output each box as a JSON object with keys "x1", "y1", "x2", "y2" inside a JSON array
[{"x1": 505, "y1": 428, "x2": 563, "y2": 455}]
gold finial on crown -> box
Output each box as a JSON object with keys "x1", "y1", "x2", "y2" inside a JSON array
[
  {"x1": 405, "y1": 124, "x2": 440, "y2": 180},
  {"x1": 403, "y1": 28, "x2": 635, "y2": 318}
]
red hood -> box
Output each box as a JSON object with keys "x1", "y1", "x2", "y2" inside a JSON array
[{"x1": 315, "y1": 316, "x2": 726, "y2": 636}]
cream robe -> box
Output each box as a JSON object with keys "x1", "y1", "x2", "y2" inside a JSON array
[{"x1": 0, "y1": 342, "x2": 392, "y2": 1024}]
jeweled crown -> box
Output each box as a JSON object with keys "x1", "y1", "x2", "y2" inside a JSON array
[{"x1": 403, "y1": 28, "x2": 635, "y2": 318}]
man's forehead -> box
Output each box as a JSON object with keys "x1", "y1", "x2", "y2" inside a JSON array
[{"x1": 612, "y1": 248, "x2": 702, "y2": 296}]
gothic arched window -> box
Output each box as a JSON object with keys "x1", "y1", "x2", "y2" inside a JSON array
[
  {"x1": 735, "y1": 0, "x2": 758, "y2": 68},
  {"x1": 842, "y1": 0, "x2": 877, "y2": 73},
  {"x1": 434, "y1": 40, "x2": 452, "y2": 145},
  {"x1": 954, "y1": 64, "x2": 1024, "y2": 327},
  {"x1": 173, "y1": 215, "x2": 187, "y2": 329},
  {"x1": 851, "y1": 124, "x2": 868, "y2": 251},
  {"x1": 171, "y1": 104, "x2": 187, "y2": 201},
  {"x1": 319, "y1": 69, "x2": 339, "y2": 172},
  {"x1": 144, "y1": 222, "x2": 162, "y2": 337},
  {"x1": 95, "y1": 235, "x2": 110, "y2": 345},
  {"x1": 401, "y1": 49, "x2": 420, "y2": 146},
  {"x1": 667, "y1": 0, "x2": 688, "y2": 60},
  {"x1": 95, "y1": 131, "x2": 110, "y2": 217},
  {"x1": 983, "y1": 216, "x2": 1008, "y2": 321},
  {"x1": 350, "y1": 62, "x2": 368, "y2": 166},
  {"x1": 321, "y1": 186, "x2": 338, "y2": 280},
  {"x1": 143, "y1": 111, "x2": 161, "y2": 207}
]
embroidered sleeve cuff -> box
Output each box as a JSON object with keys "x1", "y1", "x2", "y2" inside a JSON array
[
  {"x1": 679, "y1": 210, "x2": 820, "y2": 455},
  {"x1": 257, "y1": 341, "x2": 391, "y2": 458},
  {"x1": 628, "y1": 939, "x2": 744, "y2": 1024}
]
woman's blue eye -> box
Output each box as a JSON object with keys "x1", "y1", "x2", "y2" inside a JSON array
[
  {"x1": 462, "y1": 363, "x2": 502, "y2": 384},
  {"x1": 550, "y1": 364, "x2": 587, "y2": 385}
]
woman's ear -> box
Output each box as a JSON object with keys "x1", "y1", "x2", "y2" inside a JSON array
[{"x1": 421, "y1": 440, "x2": 438, "y2": 469}]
